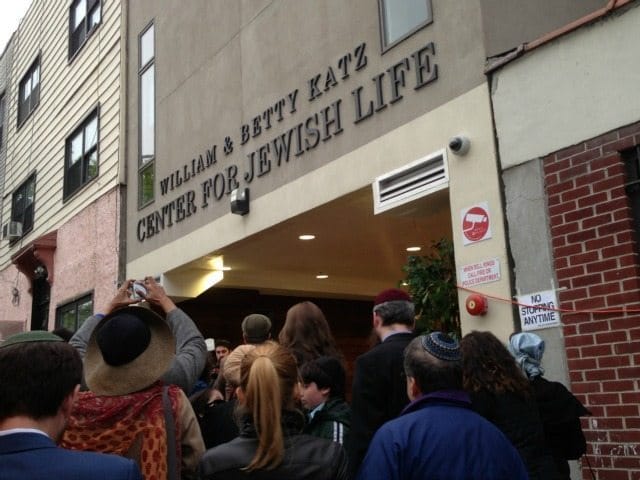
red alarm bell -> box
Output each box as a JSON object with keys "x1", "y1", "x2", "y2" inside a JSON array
[{"x1": 466, "y1": 293, "x2": 488, "y2": 316}]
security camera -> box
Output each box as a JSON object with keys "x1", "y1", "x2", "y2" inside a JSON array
[{"x1": 448, "y1": 135, "x2": 470, "y2": 156}]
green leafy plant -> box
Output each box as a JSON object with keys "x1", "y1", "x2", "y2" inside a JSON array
[{"x1": 401, "y1": 238, "x2": 461, "y2": 338}]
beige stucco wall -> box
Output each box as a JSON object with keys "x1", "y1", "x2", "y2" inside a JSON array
[
  {"x1": 129, "y1": 84, "x2": 517, "y2": 340},
  {"x1": 492, "y1": 3, "x2": 640, "y2": 169},
  {"x1": 126, "y1": 0, "x2": 521, "y2": 340},
  {"x1": 126, "y1": 0, "x2": 488, "y2": 260}
]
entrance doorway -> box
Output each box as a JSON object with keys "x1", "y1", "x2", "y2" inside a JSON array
[{"x1": 30, "y1": 267, "x2": 50, "y2": 330}]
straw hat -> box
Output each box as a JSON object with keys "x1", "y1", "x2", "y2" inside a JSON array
[{"x1": 84, "y1": 306, "x2": 175, "y2": 396}]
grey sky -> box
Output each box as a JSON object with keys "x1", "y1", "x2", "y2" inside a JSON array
[{"x1": 0, "y1": 0, "x2": 32, "y2": 53}]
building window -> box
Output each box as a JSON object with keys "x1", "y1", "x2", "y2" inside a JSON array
[
  {"x1": 623, "y1": 145, "x2": 640, "y2": 242},
  {"x1": 56, "y1": 293, "x2": 93, "y2": 332},
  {"x1": 378, "y1": 0, "x2": 433, "y2": 51},
  {"x1": 18, "y1": 59, "x2": 40, "y2": 127},
  {"x1": 69, "y1": 0, "x2": 102, "y2": 59},
  {"x1": 0, "y1": 92, "x2": 5, "y2": 151},
  {"x1": 64, "y1": 109, "x2": 99, "y2": 200},
  {"x1": 11, "y1": 174, "x2": 36, "y2": 238},
  {"x1": 139, "y1": 23, "x2": 155, "y2": 207}
]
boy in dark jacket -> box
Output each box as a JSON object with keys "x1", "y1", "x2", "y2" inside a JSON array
[{"x1": 299, "y1": 356, "x2": 351, "y2": 446}]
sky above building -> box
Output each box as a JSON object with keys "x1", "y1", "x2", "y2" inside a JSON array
[{"x1": 0, "y1": 0, "x2": 32, "y2": 52}]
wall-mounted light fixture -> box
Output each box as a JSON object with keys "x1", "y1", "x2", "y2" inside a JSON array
[{"x1": 230, "y1": 188, "x2": 250, "y2": 215}]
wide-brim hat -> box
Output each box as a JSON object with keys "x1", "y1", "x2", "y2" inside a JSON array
[{"x1": 84, "y1": 306, "x2": 175, "y2": 396}]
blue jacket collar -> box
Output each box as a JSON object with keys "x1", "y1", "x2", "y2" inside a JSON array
[
  {"x1": 0, "y1": 431, "x2": 56, "y2": 454},
  {"x1": 401, "y1": 389, "x2": 472, "y2": 416}
]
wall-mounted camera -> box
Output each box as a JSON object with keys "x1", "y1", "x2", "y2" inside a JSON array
[
  {"x1": 448, "y1": 135, "x2": 471, "y2": 156},
  {"x1": 230, "y1": 187, "x2": 250, "y2": 216}
]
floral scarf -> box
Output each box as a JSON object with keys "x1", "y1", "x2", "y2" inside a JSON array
[{"x1": 61, "y1": 382, "x2": 181, "y2": 480}]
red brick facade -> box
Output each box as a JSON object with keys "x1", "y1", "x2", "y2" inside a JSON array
[{"x1": 544, "y1": 121, "x2": 640, "y2": 479}]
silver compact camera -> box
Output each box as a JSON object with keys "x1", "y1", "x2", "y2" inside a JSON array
[{"x1": 131, "y1": 281, "x2": 147, "y2": 300}]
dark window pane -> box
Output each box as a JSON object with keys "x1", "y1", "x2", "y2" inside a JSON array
[
  {"x1": 69, "y1": 0, "x2": 101, "y2": 58},
  {"x1": 623, "y1": 146, "x2": 640, "y2": 242},
  {"x1": 85, "y1": 149, "x2": 98, "y2": 182},
  {"x1": 65, "y1": 110, "x2": 99, "y2": 199},
  {"x1": 140, "y1": 162, "x2": 155, "y2": 205},
  {"x1": 59, "y1": 308, "x2": 77, "y2": 331},
  {"x1": 17, "y1": 61, "x2": 40, "y2": 126},
  {"x1": 11, "y1": 175, "x2": 36, "y2": 237},
  {"x1": 77, "y1": 298, "x2": 93, "y2": 329},
  {"x1": 381, "y1": 0, "x2": 431, "y2": 47},
  {"x1": 56, "y1": 294, "x2": 93, "y2": 332},
  {"x1": 66, "y1": 161, "x2": 81, "y2": 196}
]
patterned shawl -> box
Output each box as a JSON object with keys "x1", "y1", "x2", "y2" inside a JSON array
[{"x1": 61, "y1": 382, "x2": 181, "y2": 480}]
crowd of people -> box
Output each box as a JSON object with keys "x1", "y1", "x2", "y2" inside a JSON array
[{"x1": 0, "y1": 279, "x2": 589, "y2": 479}]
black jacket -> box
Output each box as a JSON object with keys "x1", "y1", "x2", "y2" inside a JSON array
[
  {"x1": 470, "y1": 390, "x2": 561, "y2": 480},
  {"x1": 348, "y1": 331, "x2": 414, "y2": 476},
  {"x1": 303, "y1": 397, "x2": 351, "y2": 446},
  {"x1": 197, "y1": 398, "x2": 241, "y2": 449},
  {"x1": 199, "y1": 411, "x2": 348, "y2": 480},
  {"x1": 531, "y1": 376, "x2": 590, "y2": 479}
]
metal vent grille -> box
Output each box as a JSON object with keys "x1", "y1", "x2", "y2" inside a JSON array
[{"x1": 373, "y1": 150, "x2": 448, "y2": 214}]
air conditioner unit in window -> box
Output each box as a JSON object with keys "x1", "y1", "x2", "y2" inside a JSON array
[{"x1": 2, "y1": 221, "x2": 23, "y2": 240}]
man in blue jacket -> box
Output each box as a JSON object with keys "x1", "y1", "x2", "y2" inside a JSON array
[
  {"x1": 0, "y1": 331, "x2": 142, "y2": 480},
  {"x1": 356, "y1": 332, "x2": 528, "y2": 480}
]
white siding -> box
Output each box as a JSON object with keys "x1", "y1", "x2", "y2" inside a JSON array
[{"x1": 1, "y1": 0, "x2": 122, "y2": 268}]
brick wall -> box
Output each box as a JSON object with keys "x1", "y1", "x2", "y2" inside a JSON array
[{"x1": 544, "y1": 121, "x2": 640, "y2": 479}]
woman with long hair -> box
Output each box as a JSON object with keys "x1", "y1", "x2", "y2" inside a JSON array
[
  {"x1": 460, "y1": 331, "x2": 560, "y2": 480},
  {"x1": 278, "y1": 301, "x2": 343, "y2": 366},
  {"x1": 199, "y1": 341, "x2": 348, "y2": 479}
]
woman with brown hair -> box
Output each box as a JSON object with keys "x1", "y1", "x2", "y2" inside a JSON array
[
  {"x1": 460, "y1": 331, "x2": 560, "y2": 480},
  {"x1": 199, "y1": 341, "x2": 348, "y2": 479},
  {"x1": 278, "y1": 301, "x2": 343, "y2": 366}
]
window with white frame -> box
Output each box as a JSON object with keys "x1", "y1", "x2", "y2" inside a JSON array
[
  {"x1": 139, "y1": 23, "x2": 155, "y2": 207},
  {"x1": 64, "y1": 109, "x2": 99, "y2": 199},
  {"x1": 11, "y1": 174, "x2": 36, "y2": 239},
  {"x1": 378, "y1": 0, "x2": 433, "y2": 51},
  {"x1": 69, "y1": 0, "x2": 102, "y2": 59},
  {"x1": 18, "y1": 59, "x2": 40, "y2": 127}
]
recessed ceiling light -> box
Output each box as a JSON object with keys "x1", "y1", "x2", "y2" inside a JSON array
[
  {"x1": 222, "y1": 266, "x2": 232, "y2": 271},
  {"x1": 406, "y1": 246, "x2": 422, "y2": 252},
  {"x1": 299, "y1": 234, "x2": 316, "y2": 240},
  {"x1": 316, "y1": 274, "x2": 328, "y2": 279}
]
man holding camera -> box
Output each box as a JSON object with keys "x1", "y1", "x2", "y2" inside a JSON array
[{"x1": 70, "y1": 277, "x2": 207, "y2": 393}]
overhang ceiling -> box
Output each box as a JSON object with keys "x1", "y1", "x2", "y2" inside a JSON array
[{"x1": 174, "y1": 186, "x2": 452, "y2": 301}]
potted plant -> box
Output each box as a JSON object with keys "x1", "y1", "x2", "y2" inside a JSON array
[{"x1": 401, "y1": 238, "x2": 461, "y2": 338}]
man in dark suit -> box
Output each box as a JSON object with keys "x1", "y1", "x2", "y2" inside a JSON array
[
  {"x1": 0, "y1": 331, "x2": 142, "y2": 480},
  {"x1": 348, "y1": 288, "x2": 415, "y2": 477}
]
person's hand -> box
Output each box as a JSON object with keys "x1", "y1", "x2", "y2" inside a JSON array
[
  {"x1": 139, "y1": 276, "x2": 176, "y2": 314},
  {"x1": 104, "y1": 279, "x2": 139, "y2": 314}
]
